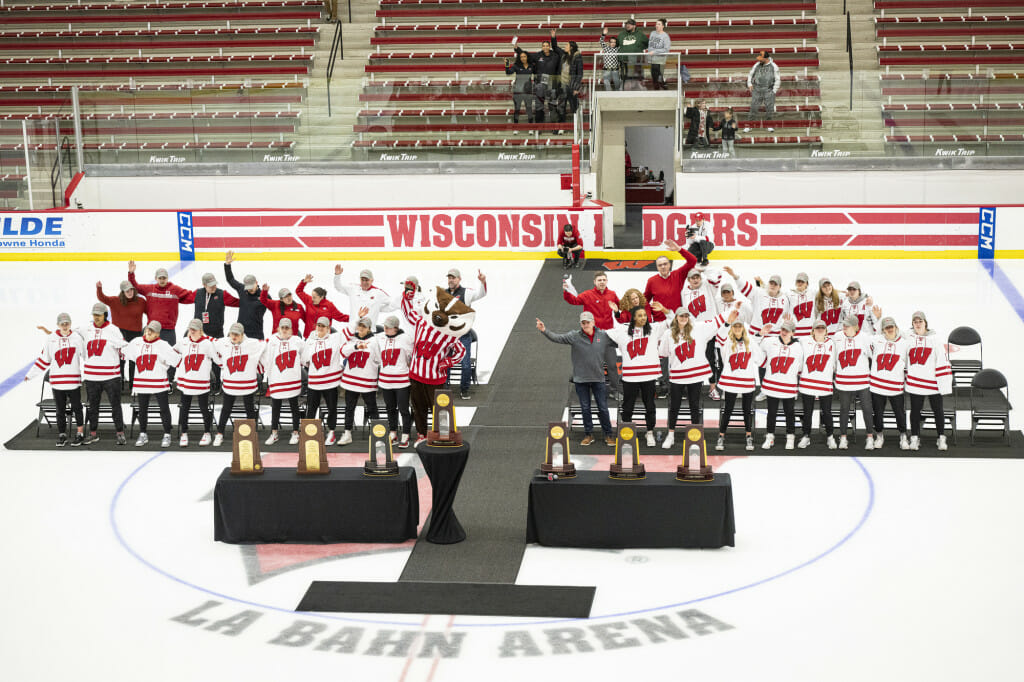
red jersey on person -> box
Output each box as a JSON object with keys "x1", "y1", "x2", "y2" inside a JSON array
[
  {"x1": 295, "y1": 280, "x2": 349, "y2": 337},
  {"x1": 642, "y1": 248, "x2": 699, "y2": 322},
  {"x1": 259, "y1": 290, "x2": 306, "y2": 338},
  {"x1": 127, "y1": 272, "x2": 189, "y2": 330},
  {"x1": 401, "y1": 291, "x2": 466, "y2": 385},
  {"x1": 562, "y1": 287, "x2": 620, "y2": 330}
]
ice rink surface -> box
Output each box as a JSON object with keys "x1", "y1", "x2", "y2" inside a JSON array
[{"x1": 2, "y1": 257, "x2": 1023, "y2": 682}]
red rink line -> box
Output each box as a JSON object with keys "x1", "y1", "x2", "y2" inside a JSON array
[
  {"x1": 194, "y1": 236, "x2": 303, "y2": 248},
  {"x1": 300, "y1": 236, "x2": 388, "y2": 247},
  {"x1": 191, "y1": 215, "x2": 301, "y2": 227},
  {"x1": 847, "y1": 212, "x2": 978, "y2": 224},
  {"x1": 759, "y1": 212, "x2": 853, "y2": 225},
  {"x1": 760, "y1": 234, "x2": 851, "y2": 246},
  {"x1": 298, "y1": 214, "x2": 385, "y2": 227}
]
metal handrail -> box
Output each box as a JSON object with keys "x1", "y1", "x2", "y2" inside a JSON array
[
  {"x1": 50, "y1": 136, "x2": 73, "y2": 208},
  {"x1": 846, "y1": 11, "x2": 854, "y2": 110},
  {"x1": 326, "y1": 19, "x2": 344, "y2": 117}
]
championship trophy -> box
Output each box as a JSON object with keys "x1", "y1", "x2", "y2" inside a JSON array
[
  {"x1": 230, "y1": 419, "x2": 264, "y2": 475},
  {"x1": 541, "y1": 422, "x2": 576, "y2": 479},
  {"x1": 427, "y1": 389, "x2": 462, "y2": 446},
  {"x1": 297, "y1": 418, "x2": 330, "y2": 475},
  {"x1": 364, "y1": 419, "x2": 399, "y2": 477},
  {"x1": 609, "y1": 422, "x2": 645, "y2": 480},
  {"x1": 677, "y1": 426, "x2": 714, "y2": 482}
]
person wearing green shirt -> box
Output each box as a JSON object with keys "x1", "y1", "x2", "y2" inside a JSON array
[{"x1": 617, "y1": 18, "x2": 648, "y2": 86}]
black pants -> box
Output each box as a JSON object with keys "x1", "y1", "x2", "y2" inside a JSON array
[
  {"x1": 766, "y1": 396, "x2": 796, "y2": 435},
  {"x1": 306, "y1": 387, "x2": 339, "y2": 431},
  {"x1": 344, "y1": 389, "x2": 380, "y2": 432},
  {"x1": 909, "y1": 393, "x2": 945, "y2": 436},
  {"x1": 687, "y1": 240, "x2": 714, "y2": 266},
  {"x1": 137, "y1": 391, "x2": 172, "y2": 435},
  {"x1": 720, "y1": 391, "x2": 754, "y2": 434},
  {"x1": 558, "y1": 247, "x2": 583, "y2": 267},
  {"x1": 801, "y1": 393, "x2": 834, "y2": 437},
  {"x1": 650, "y1": 62, "x2": 665, "y2": 89},
  {"x1": 837, "y1": 388, "x2": 874, "y2": 437},
  {"x1": 271, "y1": 396, "x2": 301, "y2": 432},
  {"x1": 53, "y1": 387, "x2": 84, "y2": 433},
  {"x1": 621, "y1": 380, "x2": 656, "y2": 430},
  {"x1": 706, "y1": 339, "x2": 722, "y2": 384},
  {"x1": 382, "y1": 386, "x2": 413, "y2": 436},
  {"x1": 178, "y1": 392, "x2": 213, "y2": 435},
  {"x1": 871, "y1": 392, "x2": 907, "y2": 434},
  {"x1": 120, "y1": 328, "x2": 141, "y2": 385},
  {"x1": 85, "y1": 378, "x2": 124, "y2": 432},
  {"x1": 158, "y1": 328, "x2": 177, "y2": 381},
  {"x1": 668, "y1": 382, "x2": 703, "y2": 428},
  {"x1": 410, "y1": 380, "x2": 437, "y2": 437},
  {"x1": 218, "y1": 392, "x2": 257, "y2": 434}
]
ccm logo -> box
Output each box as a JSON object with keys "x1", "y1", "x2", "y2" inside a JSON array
[{"x1": 1, "y1": 216, "x2": 63, "y2": 236}]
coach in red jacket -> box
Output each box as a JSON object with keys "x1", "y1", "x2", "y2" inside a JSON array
[
  {"x1": 642, "y1": 239, "x2": 699, "y2": 323},
  {"x1": 296, "y1": 275, "x2": 349, "y2": 334},
  {"x1": 127, "y1": 260, "x2": 189, "y2": 346}
]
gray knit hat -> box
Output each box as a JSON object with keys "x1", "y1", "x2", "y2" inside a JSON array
[
  {"x1": 880, "y1": 316, "x2": 897, "y2": 330},
  {"x1": 154, "y1": 267, "x2": 169, "y2": 279},
  {"x1": 357, "y1": 316, "x2": 373, "y2": 329},
  {"x1": 56, "y1": 312, "x2": 71, "y2": 325},
  {"x1": 383, "y1": 315, "x2": 401, "y2": 329},
  {"x1": 278, "y1": 318, "x2": 292, "y2": 329},
  {"x1": 201, "y1": 273, "x2": 217, "y2": 287},
  {"x1": 819, "y1": 276, "x2": 832, "y2": 288},
  {"x1": 187, "y1": 319, "x2": 203, "y2": 332},
  {"x1": 316, "y1": 316, "x2": 330, "y2": 327},
  {"x1": 720, "y1": 282, "x2": 734, "y2": 294},
  {"x1": 119, "y1": 280, "x2": 133, "y2": 293},
  {"x1": 243, "y1": 274, "x2": 257, "y2": 287},
  {"x1": 91, "y1": 302, "x2": 108, "y2": 316},
  {"x1": 769, "y1": 275, "x2": 783, "y2": 286},
  {"x1": 842, "y1": 315, "x2": 859, "y2": 329},
  {"x1": 579, "y1": 311, "x2": 594, "y2": 323},
  {"x1": 780, "y1": 320, "x2": 796, "y2": 334},
  {"x1": 359, "y1": 269, "x2": 373, "y2": 280},
  {"x1": 278, "y1": 287, "x2": 292, "y2": 299},
  {"x1": 145, "y1": 320, "x2": 162, "y2": 333},
  {"x1": 675, "y1": 307, "x2": 691, "y2": 317},
  {"x1": 911, "y1": 310, "x2": 927, "y2": 325},
  {"x1": 812, "y1": 319, "x2": 827, "y2": 329},
  {"x1": 795, "y1": 272, "x2": 809, "y2": 283},
  {"x1": 229, "y1": 322, "x2": 245, "y2": 336},
  {"x1": 847, "y1": 281, "x2": 861, "y2": 291}
]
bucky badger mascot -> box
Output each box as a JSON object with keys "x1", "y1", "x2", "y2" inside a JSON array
[{"x1": 401, "y1": 280, "x2": 476, "y2": 440}]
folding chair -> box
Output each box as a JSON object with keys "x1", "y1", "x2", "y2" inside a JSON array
[{"x1": 970, "y1": 369, "x2": 1010, "y2": 446}]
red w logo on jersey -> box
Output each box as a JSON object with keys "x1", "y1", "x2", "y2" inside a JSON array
[
  {"x1": 416, "y1": 339, "x2": 443, "y2": 357},
  {"x1": 86, "y1": 339, "x2": 107, "y2": 358},
  {"x1": 183, "y1": 354, "x2": 205, "y2": 372},
  {"x1": 837, "y1": 348, "x2": 861, "y2": 368},
  {"x1": 728, "y1": 352, "x2": 752, "y2": 371},
  {"x1": 674, "y1": 341, "x2": 696, "y2": 363},
  {"x1": 770, "y1": 356, "x2": 795, "y2": 374},
  {"x1": 54, "y1": 346, "x2": 76, "y2": 367},
  {"x1": 875, "y1": 354, "x2": 900, "y2": 372},
  {"x1": 381, "y1": 348, "x2": 401, "y2": 367},
  {"x1": 821, "y1": 308, "x2": 841, "y2": 326},
  {"x1": 761, "y1": 308, "x2": 783, "y2": 325},
  {"x1": 793, "y1": 301, "x2": 813, "y2": 321},
  {"x1": 806, "y1": 353, "x2": 829, "y2": 373},
  {"x1": 136, "y1": 354, "x2": 157, "y2": 372},
  {"x1": 687, "y1": 295, "x2": 706, "y2": 318},
  {"x1": 226, "y1": 354, "x2": 248, "y2": 374},
  {"x1": 311, "y1": 348, "x2": 333, "y2": 370},
  {"x1": 908, "y1": 346, "x2": 933, "y2": 366},
  {"x1": 274, "y1": 350, "x2": 297, "y2": 372},
  {"x1": 626, "y1": 337, "x2": 649, "y2": 360},
  {"x1": 347, "y1": 351, "x2": 369, "y2": 369}
]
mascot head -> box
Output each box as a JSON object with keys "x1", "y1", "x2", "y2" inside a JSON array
[{"x1": 423, "y1": 286, "x2": 475, "y2": 339}]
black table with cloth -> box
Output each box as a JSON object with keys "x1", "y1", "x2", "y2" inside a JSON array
[
  {"x1": 415, "y1": 441, "x2": 470, "y2": 544},
  {"x1": 526, "y1": 470, "x2": 735, "y2": 549},
  {"x1": 213, "y1": 466, "x2": 419, "y2": 544}
]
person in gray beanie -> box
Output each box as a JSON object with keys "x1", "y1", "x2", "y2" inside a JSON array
[{"x1": 833, "y1": 314, "x2": 876, "y2": 450}]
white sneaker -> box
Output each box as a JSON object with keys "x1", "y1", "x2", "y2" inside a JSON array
[
  {"x1": 785, "y1": 434, "x2": 795, "y2": 450},
  {"x1": 661, "y1": 432, "x2": 675, "y2": 449},
  {"x1": 826, "y1": 435, "x2": 837, "y2": 450},
  {"x1": 838, "y1": 435, "x2": 849, "y2": 450},
  {"x1": 767, "y1": 127, "x2": 775, "y2": 132},
  {"x1": 708, "y1": 387, "x2": 721, "y2": 401},
  {"x1": 389, "y1": 430, "x2": 398, "y2": 444},
  {"x1": 755, "y1": 391, "x2": 767, "y2": 403},
  {"x1": 199, "y1": 432, "x2": 212, "y2": 446},
  {"x1": 743, "y1": 127, "x2": 751, "y2": 133},
  {"x1": 135, "y1": 433, "x2": 149, "y2": 447},
  {"x1": 324, "y1": 430, "x2": 337, "y2": 446},
  {"x1": 179, "y1": 433, "x2": 189, "y2": 448},
  {"x1": 399, "y1": 434, "x2": 411, "y2": 448},
  {"x1": 160, "y1": 434, "x2": 172, "y2": 448},
  {"x1": 899, "y1": 433, "x2": 910, "y2": 450},
  {"x1": 872, "y1": 434, "x2": 882, "y2": 449},
  {"x1": 338, "y1": 430, "x2": 353, "y2": 445},
  {"x1": 213, "y1": 433, "x2": 224, "y2": 447},
  {"x1": 909, "y1": 435, "x2": 920, "y2": 451},
  {"x1": 798, "y1": 435, "x2": 811, "y2": 449},
  {"x1": 715, "y1": 434, "x2": 725, "y2": 451},
  {"x1": 762, "y1": 434, "x2": 775, "y2": 449},
  {"x1": 289, "y1": 431, "x2": 300, "y2": 445},
  {"x1": 745, "y1": 435, "x2": 754, "y2": 451},
  {"x1": 265, "y1": 431, "x2": 280, "y2": 445},
  {"x1": 646, "y1": 431, "x2": 656, "y2": 448},
  {"x1": 937, "y1": 435, "x2": 948, "y2": 451}
]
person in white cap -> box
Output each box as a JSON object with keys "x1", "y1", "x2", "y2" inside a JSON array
[
  {"x1": 96, "y1": 278, "x2": 147, "y2": 386},
  {"x1": 724, "y1": 266, "x2": 791, "y2": 402},
  {"x1": 78, "y1": 302, "x2": 128, "y2": 446},
  {"x1": 758, "y1": 317, "x2": 803, "y2": 449},
  {"x1": 123, "y1": 320, "x2": 181, "y2": 448},
  {"x1": 303, "y1": 315, "x2": 345, "y2": 446},
  {"x1": 714, "y1": 308, "x2": 763, "y2": 451},
  {"x1": 606, "y1": 302, "x2": 672, "y2": 448},
  {"x1": 904, "y1": 310, "x2": 951, "y2": 451},
  {"x1": 841, "y1": 281, "x2": 878, "y2": 336},
  {"x1": 173, "y1": 319, "x2": 220, "y2": 447},
  {"x1": 261, "y1": 318, "x2": 305, "y2": 446},
  {"x1": 815, "y1": 276, "x2": 844, "y2": 335},
  {"x1": 868, "y1": 313, "x2": 910, "y2": 450},
  {"x1": 337, "y1": 317, "x2": 383, "y2": 445},
  {"x1": 333, "y1": 265, "x2": 397, "y2": 327},
  {"x1": 797, "y1": 319, "x2": 838, "y2": 449},
  {"x1": 680, "y1": 267, "x2": 727, "y2": 400},
  {"x1": 260, "y1": 284, "x2": 306, "y2": 338},
  {"x1": 213, "y1": 323, "x2": 265, "y2": 447},
  {"x1": 834, "y1": 314, "x2": 876, "y2": 450},
  {"x1": 127, "y1": 260, "x2": 189, "y2": 346},
  {"x1": 787, "y1": 272, "x2": 815, "y2": 338},
  {"x1": 223, "y1": 251, "x2": 268, "y2": 340},
  {"x1": 658, "y1": 307, "x2": 720, "y2": 449},
  {"x1": 25, "y1": 312, "x2": 86, "y2": 447},
  {"x1": 378, "y1": 314, "x2": 415, "y2": 448},
  {"x1": 445, "y1": 267, "x2": 488, "y2": 400}
]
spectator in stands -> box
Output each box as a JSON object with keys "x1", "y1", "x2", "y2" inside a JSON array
[
  {"x1": 684, "y1": 99, "x2": 716, "y2": 148},
  {"x1": 747, "y1": 50, "x2": 780, "y2": 133},
  {"x1": 617, "y1": 18, "x2": 648, "y2": 87},
  {"x1": 644, "y1": 19, "x2": 671, "y2": 90},
  {"x1": 714, "y1": 108, "x2": 739, "y2": 157},
  {"x1": 564, "y1": 41, "x2": 584, "y2": 118},
  {"x1": 513, "y1": 29, "x2": 565, "y2": 124},
  {"x1": 599, "y1": 30, "x2": 621, "y2": 91},
  {"x1": 505, "y1": 51, "x2": 536, "y2": 127},
  {"x1": 323, "y1": 0, "x2": 337, "y2": 22}
]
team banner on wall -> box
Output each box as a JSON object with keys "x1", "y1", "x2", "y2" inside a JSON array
[
  {"x1": 642, "y1": 206, "x2": 981, "y2": 253},
  {"x1": 0, "y1": 211, "x2": 179, "y2": 256}
]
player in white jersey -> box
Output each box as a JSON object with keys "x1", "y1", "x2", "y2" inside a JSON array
[
  {"x1": 841, "y1": 281, "x2": 879, "y2": 336},
  {"x1": 173, "y1": 319, "x2": 220, "y2": 447},
  {"x1": 378, "y1": 315, "x2": 415, "y2": 447},
  {"x1": 833, "y1": 315, "x2": 876, "y2": 450},
  {"x1": 869, "y1": 314, "x2": 910, "y2": 450},
  {"x1": 262, "y1": 318, "x2": 305, "y2": 446},
  {"x1": 905, "y1": 310, "x2": 952, "y2": 451},
  {"x1": 338, "y1": 317, "x2": 383, "y2": 446},
  {"x1": 798, "y1": 319, "x2": 838, "y2": 449},
  {"x1": 723, "y1": 267, "x2": 791, "y2": 338},
  {"x1": 715, "y1": 309, "x2": 765, "y2": 451},
  {"x1": 123, "y1": 320, "x2": 181, "y2": 447},
  {"x1": 758, "y1": 318, "x2": 803, "y2": 449},
  {"x1": 303, "y1": 315, "x2": 345, "y2": 446},
  {"x1": 606, "y1": 304, "x2": 671, "y2": 447},
  {"x1": 681, "y1": 269, "x2": 727, "y2": 402},
  {"x1": 658, "y1": 308, "x2": 718, "y2": 449},
  {"x1": 25, "y1": 312, "x2": 86, "y2": 446},
  {"x1": 787, "y1": 272, "x2": 816, "y2": 337},
  {"x1": 333, "y1": 265, "x2": 397, "y2": 326},
  {"x1": 78, "y1": 302, "x2": 128, "y2": 446},
  {"x1": 815, "y1": 276, "x2": 844, "y2": 335},
  {"x1": 213, "y1": 323, "x2": 265, "y2": 447}
]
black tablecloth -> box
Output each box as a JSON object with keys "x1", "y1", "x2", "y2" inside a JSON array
[
  {"x1": 415, "y1": 441, "x2": 470, "y2": 544},
  {"x1": 213, "y1": 467, "x2": 419, "y2": 544},
  {"x1": 526, "y1": 470, "x2": 735, "y2": 549}
]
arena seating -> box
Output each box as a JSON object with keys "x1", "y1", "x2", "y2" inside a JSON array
[{"x1": 874, "y1": 2, "x2": 1024, "y2": 151}]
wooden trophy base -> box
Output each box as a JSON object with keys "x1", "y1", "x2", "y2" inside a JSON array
[
  {"x1": 676, "y1": 465, "x2": 714, "y2": 482},
  {"x1": 298, "y1": 463, "x2": 330, "y2": 475},
  {"x1": 363, "y1": 460, "x2": 400, "y2": 477},
  {"x1": 609, "y1": 463, "x2": 646, "y2": 480},
  {"x1": 426, "y1": 431, "x2": 463, "y2": 447},
  {"x1": 541, "y1": 463, "x2": 577, "y2": 479}
]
